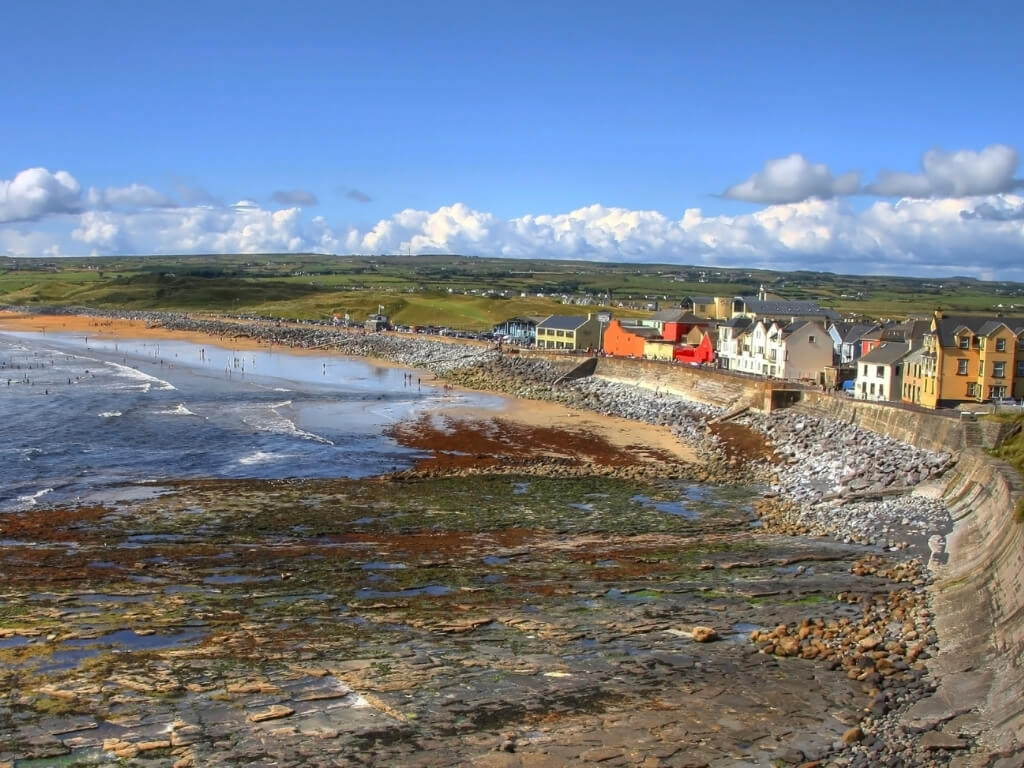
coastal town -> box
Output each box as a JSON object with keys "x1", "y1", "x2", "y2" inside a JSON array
[{"x1": 349, "y1": 284, "x2": 1024, "y2": 412}]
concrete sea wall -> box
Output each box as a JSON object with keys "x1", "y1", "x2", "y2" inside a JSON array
[
  {"x1": 795, "y1": 392, "x2": 1024, "y2": 753},
  {"x1": 592, "y1": 356, "x2": 771, "y2": 409}
]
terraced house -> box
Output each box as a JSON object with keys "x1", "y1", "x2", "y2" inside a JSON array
[
  {"x1": 907, "y1": 312, "x2": 1024, "y2": 408},
  {"x1": 534, "y1": 314, "x2": 603, "y2": 351}
]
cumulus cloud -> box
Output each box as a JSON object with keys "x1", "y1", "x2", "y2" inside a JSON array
[
  {"x1": 867, "y1": 144, "x2": 1020, "y2": 198},
  {"x1": 960, "y1": 195, "x2": 1024, "y2": 221},
  {"x1": 71, "y1": 202, "x2": 311, "y2": 255},
  {"x1": 0, "y1": 167, "x2": 82, "y2": 222},
  {"x1": 272, "y1": 188, "x2": 318, "y2": 206},
  {"x1": 723, "y1": 154, "x2": 861, "y2": 204}
]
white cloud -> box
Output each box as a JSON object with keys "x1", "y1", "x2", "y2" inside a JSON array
[
  {"x1": 5, "y1": 162, "x2": 1024, "y2": 281},
  {"x1": 0, "y1": 168, "x2": 82, "y2": 223},
  {"x1": 868, "y1": 144, "x2": 1020, "y2": 198},
  {"x1": 7, "y1": 193, "x2": 1007, "y2": 280},
  {"x1": 723, "y1": 154, "x2": 861, "y2": 204},
  {"x1": 71, "y1": 202, "x2": 314, "y2": 255}
]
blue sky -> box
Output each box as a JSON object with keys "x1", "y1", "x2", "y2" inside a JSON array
[{"x1": 3, "y1": 1, "x2": 1024, "y2": 279}]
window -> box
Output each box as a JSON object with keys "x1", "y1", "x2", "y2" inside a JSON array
[
  {"x1": 1017, "y1": 361, "x2": 1024, "y2": 377},
  {"x1": 994, "y1": 361, "x2": 1005, "y2": 378},
  {"x1": 957, "y1": 359, "x2": 968, "y2": 375},
  {"x1": 862, "y1": 365, "x2": 868, "y2": 377},
  {"x1": 808, "y1": 335, "x2": 816, "y2": 343},
  {"x1": 959, "y1": 336, "x2": 969, "y2": 349},
  {"x1": 869, "y1": 383, "x2": 876, "y2": 395},
  {"x1": 967, "y1": 382, "x2": 979, "y2": 397},
  {"x1": 876, "y1": 365, "x2": 884, "y2": 378},
  {"x1": 996, "y1": 338, "x2": 1007, "y2": 352},
  {"x1": 990, "y1": 385, "x2": 1007, "y2": 399},
  {"x1": 555, "y1": 330, "x2": 564, "y2": 337}
]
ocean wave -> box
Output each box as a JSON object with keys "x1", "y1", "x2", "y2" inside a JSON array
[
  {"x1": 238, "y1": 451, "x2": 286, "y2": 466},
  {"x1": 98, "y1": 411, "x2": 123, "y2": 418},
  {"x1": 16, "y1": 487, "x2": 53, "y2": 506},
  {"x1": 104, "y1": 361, "x2": 176, "y2": 391},
  {"x1": 240, "y1": 402, "x2": 334, "y2": 445},
  {"x1": 154, "y1": 404, "x2": 197, "y2": 416}
]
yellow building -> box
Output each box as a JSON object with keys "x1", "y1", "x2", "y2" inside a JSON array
[
  {"x1": 911, "y1": 312, "x2": 1024, "y2": 408},
  {"x1": 535, "y1": 314, "x2": 603, "y2": 351}
]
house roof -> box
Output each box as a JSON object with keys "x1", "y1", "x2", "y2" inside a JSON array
[
  {"x1": 649, "y1": 309, "x2": 693, "y2": 322},
  {"x1": 933, "y1": 315, "x2": 1024, "y2": 347},
  {"x1": 684, "y1": 296, "x2": 714, "y2": 305},
  {"x1": 841, "y1": 323, "x2": 880, "y2": 344},
  {"x1": 860, "y1": 342, "x2": 913, "y2": 365},
  {"x1": 537, "y1": 314, "x2": 592, "y2": 331},
  {"x1": 779, "y1": 320, "x2": 809, "y2": 338},
  {"x1": 737, "y1": 297, "x2": 840, "y2": 321},
  {"x1": 879, "y1": 319, "x2": 931, "y2": 342},
  {"x1": 722, "y1": 316, "x2": 753, "y2": 329}
]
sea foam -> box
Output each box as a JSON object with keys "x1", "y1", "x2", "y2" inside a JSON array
[
  {"x1": 155, "y1": 404, "x2": 197, "y2": 416},
  {"x1": 105, "y1": 361, "x2": 176, "y2": 391}
]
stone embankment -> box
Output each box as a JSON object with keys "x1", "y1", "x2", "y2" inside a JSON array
[{"x1": 738, "y1": 411, "x2": 954, "y2": 551}]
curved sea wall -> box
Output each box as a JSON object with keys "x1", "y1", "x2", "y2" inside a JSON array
[{"x1": 800, "y1": 392, "x2": 1024, "y2": 756}]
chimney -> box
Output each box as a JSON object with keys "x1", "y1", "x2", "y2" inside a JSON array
[{"x1": 934, "y1": 308, "x2": 944, "y2": 320}]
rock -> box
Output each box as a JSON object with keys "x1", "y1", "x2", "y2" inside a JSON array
[
  {"x1": 137, "y1": 740, "x2": 171, "y2": 752},
  {"x1": 248, "y1": 705, "x2": 295, "y2": 722},
  {"x1": 858, "y1": 634, "x2": 883, "y2": 651},
  {"x1": 842, "y1": 726, "x2": 863, "y2": 744},
  {"x1": 919, "y1": 730, "x2": 967, "y2": 750},
  {"x1": 691, "y1": 626, "x2": 718, "y2": 642}
]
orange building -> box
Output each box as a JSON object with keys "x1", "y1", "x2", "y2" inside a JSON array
[{"x1": 602, "y1": 319, "x2": 661, "y2": 357}]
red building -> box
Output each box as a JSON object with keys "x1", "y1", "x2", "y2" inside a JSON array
[{"x1": 673, "y1": 333, "x2": 715, "y2": 364}]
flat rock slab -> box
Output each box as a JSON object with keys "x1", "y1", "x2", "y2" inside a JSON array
[{"x1": 248, "y1": 705, "x2": 295, "y2": 723}]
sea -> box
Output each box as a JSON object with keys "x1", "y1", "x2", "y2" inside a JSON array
[{"x1": 0, "y1": 330, "x2": 503, "y2": 512}]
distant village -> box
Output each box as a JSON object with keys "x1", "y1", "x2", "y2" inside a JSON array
[{"x1": 346, "y1": 286, "x2": 1024, "y2": 411}]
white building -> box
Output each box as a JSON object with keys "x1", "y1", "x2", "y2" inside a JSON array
[
  {"x1": 721, "y1": 319, "x2": 831, "y2": 382},
  {"x1": 855, "y1": 342, "x2": 913, "y2": 402}
]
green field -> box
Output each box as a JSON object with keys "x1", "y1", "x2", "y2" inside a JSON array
[{"x1": 1, "y1": 253, "x2": 1022, "y2": 328}]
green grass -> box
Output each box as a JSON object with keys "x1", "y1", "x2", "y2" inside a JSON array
[
  {"x1": 987, "y1": 415, "x2": 1024, "y2": 476},
  {"x1": 2, "y1": 252, "x2": 1023, "y2": 325}
]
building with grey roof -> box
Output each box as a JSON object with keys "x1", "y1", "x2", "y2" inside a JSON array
[{"x1": 855, "y1": 341, "x2": 914, "y2": 402}]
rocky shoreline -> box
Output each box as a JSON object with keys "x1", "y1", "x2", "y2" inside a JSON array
[{"x1": 0, "y1": 306, "x2": 978, "y2": 766}]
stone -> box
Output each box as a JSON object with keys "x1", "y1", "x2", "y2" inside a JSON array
[
  {"x1": 857, "y1": 634, "x2": 883, "y2": 651},
  {"x1": 248, "y1": 705, "x2": 295, "y2": 722},
  {"x1": 690, "y1": 626, "x2": 718, "y2": 643},
  {"x1": 919, "y1": 730, "x2": 967, "y2": 750},
  {"x1": 842, "y1": 726, "x2": 863, "y2": 744},
  {"x1": 580, "y1": 746, "x2": 625, "y2": 762}
]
